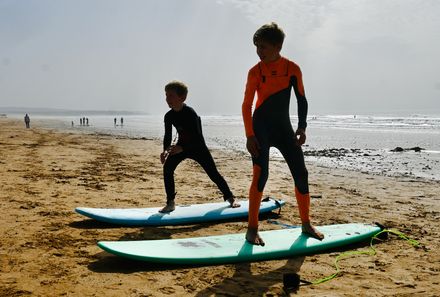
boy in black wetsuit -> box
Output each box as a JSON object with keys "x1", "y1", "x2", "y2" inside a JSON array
[{"x1": 159, "y1": 81, "x2": 240, "y2": 213}]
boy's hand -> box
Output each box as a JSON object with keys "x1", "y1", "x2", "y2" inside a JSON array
[
  {"x1": 295, "y1": 128, "x2": 307, "y2": 146},
  {"x1": 168, "y1": 145, "x2": 183, "y2": 155},
  {"x1": 246, "y1": 136, "x2": 260, "y2": 158},
  {"x1": 160, "y1": 152, "x2": 167, "y2": 164}
]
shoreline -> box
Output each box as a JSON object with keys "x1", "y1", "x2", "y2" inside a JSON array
[
  {"x1": 10, "y1": 115, "x2": 440, "y2": 182},
  {"x1": 1, "y1": 118, "x2": 439, "y2": 296}
]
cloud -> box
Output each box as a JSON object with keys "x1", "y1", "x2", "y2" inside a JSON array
[
  {"x1": 1, "y1": 0, "x2": 439, "y2": 114},
  {"x1": 222, "y1": 0, "x2": 440, "y2": 112}
]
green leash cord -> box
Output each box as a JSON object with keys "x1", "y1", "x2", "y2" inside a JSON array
[{"x1": 311, "y1": 229, "x2": 420, "y2": 285}]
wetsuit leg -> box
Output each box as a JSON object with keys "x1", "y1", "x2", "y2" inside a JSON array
[
  {"x1": 163, "y1": 152, "x2": 187, "y2": 202},
  {"x1": 190, "y1": 147, "x2": 233, "y2": 199},
  {"x1": 276, "y1": 135, "x2": 309, "y2": 194},
  {"x1": 248, "y1": 139, "x2": 270, "y2": 229},
  {"x1": 276, "y1": 133, "x2": 310, "y2": 223}
]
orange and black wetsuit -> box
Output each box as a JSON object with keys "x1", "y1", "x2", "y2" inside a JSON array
[
  {"x1": 242, "y1": 56, "x2": 311, "y2": 229},
  {"x1": 163, "y1": 104, "x2": 233, "y2": 202}
]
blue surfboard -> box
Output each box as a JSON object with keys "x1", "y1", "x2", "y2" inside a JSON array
[{"x1": 75, "y1": 197, "x2": 284, "y2": 226}]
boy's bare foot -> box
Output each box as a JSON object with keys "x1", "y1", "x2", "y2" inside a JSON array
[
  {"x1": 302, "y1": 222, "x2": 324, "y2": 240},
  {"x1": 226, "y1": 197, "x2": 240, "y2": 208},
  {"x1": 159, "y1": 201, "x2": 175, "y2": 213},
  {"x1": 245, "y1": 227, "x2": 265, "y2": 246}
]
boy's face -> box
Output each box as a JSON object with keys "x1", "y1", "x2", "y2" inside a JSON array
[
  {"x1": 165, "y1": 89, "x2": 185, "y2": 111},
  {"x1": 255, "y1": 40, "x2": 282, "y2": 63}
]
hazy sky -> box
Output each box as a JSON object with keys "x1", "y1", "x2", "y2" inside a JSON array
[{"x1": 1, "y1": 0, "x2": 439, "y2": 115}]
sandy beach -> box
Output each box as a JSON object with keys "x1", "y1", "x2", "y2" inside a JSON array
[{"x1": 1, "y1": 118, "x2": 439, "y2": 297}]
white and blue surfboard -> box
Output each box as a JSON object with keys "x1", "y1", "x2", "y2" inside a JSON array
[{"x1": 75, "y1": 197, "x2": 284, "y2": 226}]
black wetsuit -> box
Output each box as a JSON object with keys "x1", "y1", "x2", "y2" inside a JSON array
[{"x1": 163, "y1": 104, "x2": 233, "y2": 201}]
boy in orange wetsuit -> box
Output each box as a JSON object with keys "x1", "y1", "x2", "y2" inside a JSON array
[
  {"x1": 159, "y1": 81, "x2": 240, "y2": 213},
  {"x1": 242, "y1": 23, "x2": 324, "y2": 246}
]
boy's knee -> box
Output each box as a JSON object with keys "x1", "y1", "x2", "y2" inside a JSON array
[
  {"x1": 293, "y1": 168, "x2": 309, "y2": 194},
  {"x1": 301, "y1": 168, "x2": 308, "y2": 179},
  {"x1": 295, "y1": 183, "x2": 309, "y2": 195},
  {"x1": 257, "y1": 169, "x2": 269, "y2": 192},
  {"x1": 294, "y1": 178, "x2": 309, "y2": 195},
  {"x1": 205, "y1": 167, "x2": 221, "y2": 178}
]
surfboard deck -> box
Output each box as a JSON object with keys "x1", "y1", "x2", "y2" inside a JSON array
[
  {"x1": 76, "y1": 197, "x2": 284, "y2": 226},
  {"x1": 98, "y1": 223, "x2": 382, "y2": 264}
]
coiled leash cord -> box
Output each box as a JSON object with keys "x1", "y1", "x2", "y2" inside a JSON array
[
  {"x1": 278, "y1": 224, "x2": 421, "y2": 289},
  {"x1": 310, "y1": 228, "x2": 420, "y2": 285}
]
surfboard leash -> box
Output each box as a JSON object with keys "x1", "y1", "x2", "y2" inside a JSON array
[
  {"x1": 308, "y1": 227, "x2": 421, "y2": 285},
  {"x1": 282, "y1": 224, "x2": 421, "y2": 290},
  {"x1": 263, "y1": 197, "x2": 283, "y2": 215}
]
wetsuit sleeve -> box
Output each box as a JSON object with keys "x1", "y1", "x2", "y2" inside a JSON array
[
  {"x1": 242, "y1": 68, "x2": 259, "y2": 137},
  {"x1": 163, "y1": 114, "x2": 172, "y2": 151},
  {"x1": 291, "y1": 66, "x2": 308, "y2": 130}
]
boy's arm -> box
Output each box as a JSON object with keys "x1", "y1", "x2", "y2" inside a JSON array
[
  {"x1": 163, "y1": 115, "x2": 172, "y2": 151},
  {"x1": 242, "y1": 68, "x2": 261, "y2": 157},
  {"x1": 242, "y1": 69, "x2": 259, "y2": 137},
  {"x1": 291, "y1": 66, "x2": 308, "y2": 130}
]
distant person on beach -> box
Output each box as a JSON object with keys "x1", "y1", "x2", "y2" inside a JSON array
[
  {"x1": 86, "y1": 118, "x2": 89, "y2": 126},
  {"x1": 120, "y1": 117, "x2": 124, "y2": 127},
  {"x1": 80, "y1": 118, "x2": 83, "y2": 126},
  {"x1": 114, "y1": 117, "x2": 117, "y2": 126},
  {"x1": 71, "y1": 121, "x2": 74, "y2": 127},
  {"x1": 241, "y1": 23, "x2": 324, "y2": 246},
  {"x1": 159, "y1": 80, "x2": 239, "y2": 213},
  {"x1": 24, "y1": 114, "x2": 30, "y2": 128}
]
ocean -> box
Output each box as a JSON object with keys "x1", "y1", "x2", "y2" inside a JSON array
[{"x1": 8, "y1": 112, "x2": 440, "y2": 181}]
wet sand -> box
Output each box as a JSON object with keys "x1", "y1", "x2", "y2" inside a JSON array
[{"x1": 1, "y1": 118, "x2": 439, "y2": 296}]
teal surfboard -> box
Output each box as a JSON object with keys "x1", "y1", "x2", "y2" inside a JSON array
[
  {"x1": 98, "y1": 223, "x2": 382, "y2": 264},
  {"x1": 76, "y1": 198, "x2": 284, "y2": 226}
]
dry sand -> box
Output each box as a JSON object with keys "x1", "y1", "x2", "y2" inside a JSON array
[{"x1": 1, "y1": 118, "x2": 439, "y2": 296}]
